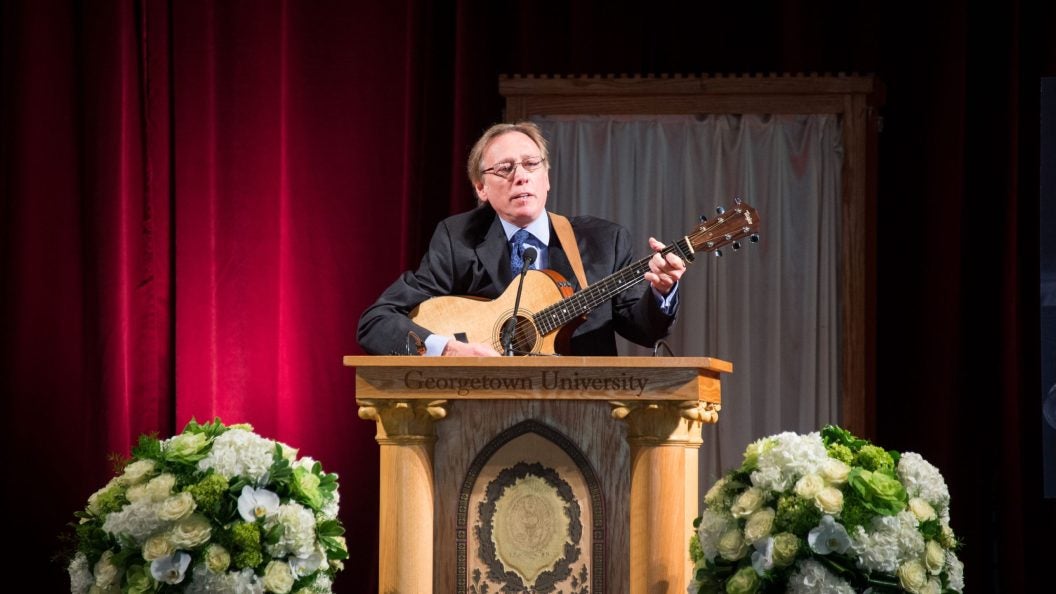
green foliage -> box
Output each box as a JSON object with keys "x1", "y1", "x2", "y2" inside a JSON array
[
  {"x1": 229, "y1": 521, "x2": 263, "y2": 570},
  {"x1": 838, "y1": 494, "x2": 873, "y2": 532},
  {"x1": 774, "y1": 493, "x2": 821, "y2": 535},
  {"x1": 853, "y1": 445, "x2": 896, "y2": 473},
  {"x1": 689, "y1": 533, "x2": 704, "y2": 564},
  {"x1": 131, "y1": 433, "x2": 163, "y2": 463},
  {"x1": 826, "y1": 443, "x2": 854, "y2": 465},
  {"x1": 185, "y1": 472, "x2": 229, "y2": 516}
]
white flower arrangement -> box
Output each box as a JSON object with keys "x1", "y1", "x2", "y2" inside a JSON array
[
  {"x1": 67, "y1": 419, "x2": 347, "y2": 594},
  {"x1": 690, "y1": 426, "x2": 963, "y2": 594}
]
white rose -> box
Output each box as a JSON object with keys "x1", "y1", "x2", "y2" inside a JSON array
[
  {"x1": 170, "y1": 513, "x2": 212, "y2": 549},
  {"x1": 703, "y1": 477, "x2": 728, "y2": 507},
  {"x1": 743, "y1": 507, "x2": 776, "y2": 543},
  {"x1": 909, "y1": 497, "x2": 937, "y2": 522},
  {"x1": 93, "y1": 550, "x2": 119, "y2": 589},
  {"x1": 125, "y1": 484, "x2": 149, "y2": 504},
  {"x1": 86, "y1": 479, "x2": 121, "y2": 515},
  {"x1": 121, "y1": 459, "x2": 157, "y2": 485},
  {"x1": 898, "y1": 559, "x2": 929, "y2": 594},
  {"x1": 158, "y1": 492, "x2": 196, "y2": 521},
  {"x1": 924, "y1": 540, "x2": 945, "y2": 574},
  {"x1": 820, "y1": 458, "x2": 851, "y2": 485},
  {"x1": 717, "y1": 528, "x2": 748, "y2": 561},
  {"x1": 262, "y1": 560, "x2": 295, "y2": 594},
  {"x1": 730, "y1": 487, "x2": 766, "y2": 518},
  {"x1": 205, "y1": 543, "x2": 231, "y2": 573},
  {"x1": 814, "y1": 486, "x2": 844, "y2": 515},
  {"x1": 145, "y1": 473, "x2": 176, "y2": 502},
  {"x1": 794, "y1": 474, "x2": 824, "y2": 499},
  {"x1": 142, "y1": 534, "x2": 174, "y2": 561}
]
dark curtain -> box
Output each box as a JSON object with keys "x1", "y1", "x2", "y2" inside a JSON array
[{"x1": 1, "y1": 1, "x2": 1053, "y2": 592}]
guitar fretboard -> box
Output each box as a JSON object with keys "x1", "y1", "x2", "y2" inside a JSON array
[{"x1": 531, "y1": 238, "x2": 694, "y2": 335}]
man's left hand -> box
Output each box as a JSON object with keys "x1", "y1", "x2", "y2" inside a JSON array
[{"x1": 644, "y1": 237, "x2": 685, "y2": 295}]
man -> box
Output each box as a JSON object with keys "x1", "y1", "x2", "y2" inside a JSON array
[{"x1": 356, "y1": 122, "x2": 685, "y2": 356}]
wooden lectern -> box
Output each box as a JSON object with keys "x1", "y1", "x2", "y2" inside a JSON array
[{"x1": 344, "y1": 355, "x2": 731, "y2": 594}]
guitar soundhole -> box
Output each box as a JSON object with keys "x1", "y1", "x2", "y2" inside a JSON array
[{"x1": 509, "y1": 315, "x2": 538, "y2": 354}]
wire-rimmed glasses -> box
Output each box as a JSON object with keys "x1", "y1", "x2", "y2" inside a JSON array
[{"x1": 481, "y1": 157, "x2": 546, "y2": 179}]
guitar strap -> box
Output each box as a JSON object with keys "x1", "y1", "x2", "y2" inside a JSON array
[{"x1": 549, "y1": 212, "x2": 589, "y2": 291}]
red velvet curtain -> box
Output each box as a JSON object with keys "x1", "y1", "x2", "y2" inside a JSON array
[
  {"x1": 2, "y1": 1, "x2": 1054, "y2": 592},
  {"x1": 1, "y1": 1, "x2": 441, "y2": 590}
]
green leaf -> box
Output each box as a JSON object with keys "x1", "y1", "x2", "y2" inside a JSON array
[
  {"x1": 317, "y1": 519, "x2": 345, "y2": 537},
  {"x1": 265, "y1": 523, "x2": 284, "y2": 545},
  {"x1": 820, "y1": 425, "x2": 870, "y2": 451},
  {"x1": 320, "y1": 535, "x2": 350, "y2": 560}
]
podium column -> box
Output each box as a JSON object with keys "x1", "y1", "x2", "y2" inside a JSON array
[
  {"x1": 613, "y1": 400, "x2": 721, "y2": 594},
  {"x1": 358, "y1": 399, "x2": 448, "y2": 594}
]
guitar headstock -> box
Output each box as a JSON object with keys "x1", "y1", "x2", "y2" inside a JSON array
[{"x1": 686, "y1": 199, "x2": 760, "y2": 257}]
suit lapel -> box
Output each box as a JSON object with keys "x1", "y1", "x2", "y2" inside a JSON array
[{"x1": 476, "y1": 214, "x2": 513, "y2": 289}]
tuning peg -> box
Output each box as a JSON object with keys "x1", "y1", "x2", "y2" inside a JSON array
[
  {"x1": 732, "y1": 241, "x2": 741, "y2": 250},
  {"x1": 714, "y1": 249, "x2": 723, "y2": 257},
  {"x1": 699, "y1": 214, "x2": 708, "y2": 222},
  {"x1": 733, "y1": 196, "x2": 743, "y2": 205},
  {"x1": 749, "y1": 234, "x2": 760, "y2": 243},
  {"x1": 716, "y1": 206, "x2": 726, "y2": 215}
]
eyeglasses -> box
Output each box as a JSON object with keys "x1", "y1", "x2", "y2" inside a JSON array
[{"x1": 481, "y1": 157, "x2": 546, "y2": 179}]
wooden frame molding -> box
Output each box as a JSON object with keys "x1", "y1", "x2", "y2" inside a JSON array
[{"x1": 500, "y1": 73, "x2": 884, "y2": 437}]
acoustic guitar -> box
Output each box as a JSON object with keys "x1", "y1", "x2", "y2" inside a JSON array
[{"x1": 409, "y1": 200, "x2": 760, "y2": 355}]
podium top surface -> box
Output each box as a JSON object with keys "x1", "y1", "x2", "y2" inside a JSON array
[
  {"x1": 344, "y1": 355, "x2": 731, "y2": 401},
  {"x1": 343, "y1": 355, "x2": 732, "y2": 373}
]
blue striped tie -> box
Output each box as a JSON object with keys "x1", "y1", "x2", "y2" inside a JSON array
[{"x1": 510, "y1": 229, "x2": 541, "y2": 276}]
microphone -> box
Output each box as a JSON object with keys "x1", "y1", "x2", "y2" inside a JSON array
[{"x1": 502, "y1": 245, "x2": 537, "y2": 356}]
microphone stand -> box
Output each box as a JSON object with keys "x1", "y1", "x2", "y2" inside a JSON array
[{"x1": 502, "y1": 245, "x2": 537, "y2": 356}]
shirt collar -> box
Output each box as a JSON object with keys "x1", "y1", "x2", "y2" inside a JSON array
[{"x1": 499, "y1": 211, "x2": 550, "y2": 245}]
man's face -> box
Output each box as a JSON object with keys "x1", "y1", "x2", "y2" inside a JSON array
[{"x1": 474, "y1": 131, "x2": 549, "y2": 227}]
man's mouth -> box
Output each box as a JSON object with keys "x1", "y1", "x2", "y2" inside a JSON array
[{"x1": 511, "y1": 193, "x2": 533, "y2": 201}]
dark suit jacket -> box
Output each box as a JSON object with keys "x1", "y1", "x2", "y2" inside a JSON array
[{"x1": 356, "y1": 206, "x2": 676, "y2": 355}]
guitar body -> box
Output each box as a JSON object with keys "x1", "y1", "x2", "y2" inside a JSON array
[{"x1": 409, "y1": 269, "x2": 578, "y2": 355}]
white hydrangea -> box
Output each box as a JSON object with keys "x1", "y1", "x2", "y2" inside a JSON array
[
  {"x1": 849, "y1": 511, "x2": 925, "y2": 574},
  {"x1": 786, "y1": 559, "x2": 856, "y2": 594},
  {"x1": 102, "y1": 499, "x2": 170, "y2": 543},
  {"x1": 184, "y1": 564, "x2": 265, "y2": 594},
  {"x1": 695, "y1": 509, "x2": 735, "y2": 562},
  {"x1": 266, "y1": 502, "x2": 318, "y2": 559},
  {"x1": 750, "y1": 432, "x2": 830, "y2": 492},
  {"x1": 319, "y1": 486, "x2": 340, "y2": 522},
  {"x1": 945, "y1": 550, "x2": 965, "y2": 592},
  {"x1": 295, "y1": 571, "x2": 334, "y2": 593},
  {"x1": 292, "y1": 456, "x2": 316, "y2": 472},
  {"x1": 898, "y1": 452, "x2": 951, "y2": 515},
  {"x1": 67, "y1": 552, "x2": 93, "y2": 594},
  {"x1": 198, "y1": 428, "x2": 276, "y2": 482}
]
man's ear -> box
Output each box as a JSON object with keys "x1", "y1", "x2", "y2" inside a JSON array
[{"x1": 474, "y1": 181, "x2": 488, "y2": 203}]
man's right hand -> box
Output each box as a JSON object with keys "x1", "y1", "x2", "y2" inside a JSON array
[{"x1": 441, "y1": 340, "x2": 501, "y2": 356}]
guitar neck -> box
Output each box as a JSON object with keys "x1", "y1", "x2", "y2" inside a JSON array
[{"x1": 532, "y1": 238, "x2": 694, "y2": 336}]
